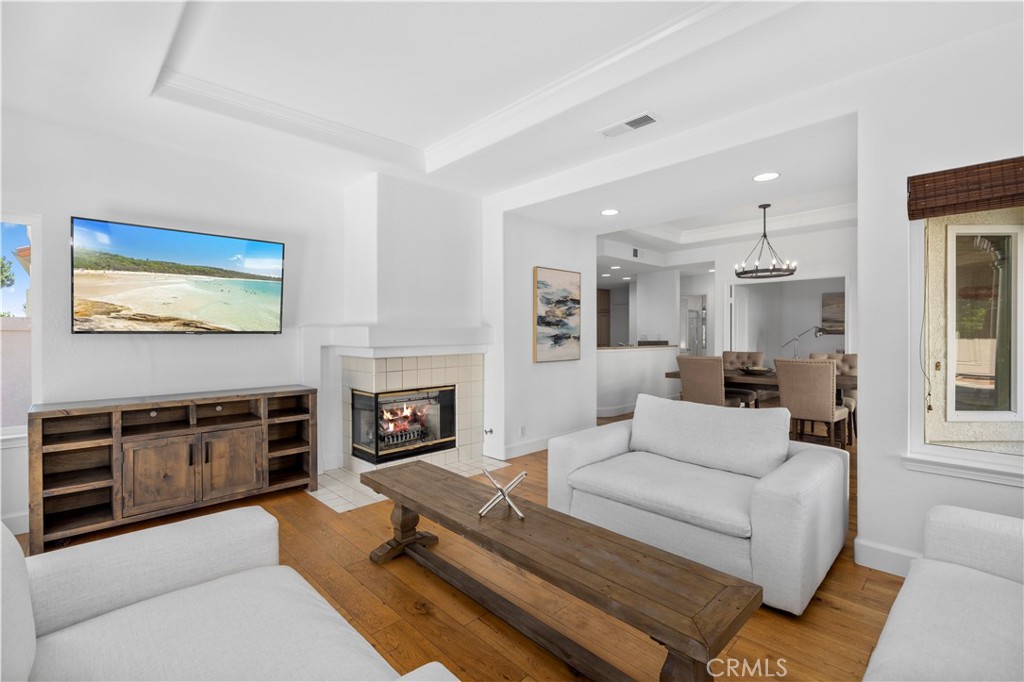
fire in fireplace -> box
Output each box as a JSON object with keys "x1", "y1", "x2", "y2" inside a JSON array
[{"x1": 351, "y1": 385, "x2": 456, "y2": 464}]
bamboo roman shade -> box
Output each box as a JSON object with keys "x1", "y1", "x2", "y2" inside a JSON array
[{"x1": 907, "y1": 156, "x2": 1024, "y2": 220}]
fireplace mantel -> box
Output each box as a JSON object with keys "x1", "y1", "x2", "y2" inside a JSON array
[{"x1": 302, "y1": 324, "x2": 492, "y2": 358}]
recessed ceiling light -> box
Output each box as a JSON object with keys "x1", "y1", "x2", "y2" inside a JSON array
[
  {"x1": 610, "y1": 265, "x2": 621, "y2": 270},
  {"x1": 753, "y1": 172, "x2": 780, "y2": 182},
  {"x1": 708, "y1": 269, "x2": 716, "y2": 273},
  {"x1": 601, "y1": 273, "x2": 610, "y2": 277},
  {"x1": 622, "y1": 276, "x2": 631, "y2": 281},
  {"x1": 600, "y1": 208, "x2": 620, "y2": 216}
]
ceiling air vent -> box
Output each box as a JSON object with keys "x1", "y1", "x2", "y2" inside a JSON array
[{"x1": 597, "y1": 112, "x2": 660, "y2": 138}]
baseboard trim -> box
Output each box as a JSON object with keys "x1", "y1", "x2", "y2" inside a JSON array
[
  {"x1": 597, "y1": 392, "x2": 677, "y2": 418},
  {"x1": 503, "y1": 436, "x2": 552, "y2": 460},
  {"x1": 853, "y1": 536, "x2": 919, "y2": 577},
  {"x1": 1, "y1": 425, "x2": 28, "y2": 449}
]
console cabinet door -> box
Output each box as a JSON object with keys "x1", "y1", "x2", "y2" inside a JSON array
[
  {"x1": 122, "y1": 435, "x2": 198, "y2": 517},
  {"x1": 201, "y1": 426, "x2": 264, "y2": 501}
]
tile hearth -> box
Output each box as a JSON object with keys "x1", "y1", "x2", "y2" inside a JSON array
[{"x1": 306, "y1": 456, "x2": 509, "y2": 513}]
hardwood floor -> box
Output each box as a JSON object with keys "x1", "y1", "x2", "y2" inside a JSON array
[{"x1": 18, "y1": 435, "x2": 898, "y2": 682}]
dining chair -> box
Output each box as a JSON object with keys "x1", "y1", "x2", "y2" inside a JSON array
[
  {"x1": 774, "y1": 358, "x2": 850, "y2": 448},
  {"x1": 810, "y1": 352, "x2": 858, "y2": 444},
  {"x1": 676, "y1": 356, "x2": 756, "y2": 408},
  {"x1": 722, "y1": 350, "x2": 779, "y2": 407}
]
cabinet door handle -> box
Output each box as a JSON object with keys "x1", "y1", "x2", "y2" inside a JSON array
[
  {"x1": 188, "y1": 444, "x2": 194, "y2": 467},
  {"x1": 205, "y1": 442, "x2": 211, "y2": 464}
]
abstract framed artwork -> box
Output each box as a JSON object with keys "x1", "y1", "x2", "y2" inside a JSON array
[
  {"x1": 821, "y1": 292, "x2": 845, "y2": 334},
  {"x1": 534, "y1": 266, "x2": 581, "y2": 362}
]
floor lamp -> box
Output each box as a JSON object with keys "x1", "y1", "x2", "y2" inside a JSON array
[{"x1": 781, "y1": 325, "x2": 825, "y2": 358}]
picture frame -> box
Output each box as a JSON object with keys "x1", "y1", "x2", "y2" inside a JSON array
[
  {"x1": 533, "y1": 266, "x2": 581, "y2": 362},
  {"x1": 821, "y1": 292, "x2": 845, "y2": 334}
]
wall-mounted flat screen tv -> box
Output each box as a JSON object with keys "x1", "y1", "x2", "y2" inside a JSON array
[{"x1": 72, "y1": 217, "x2": 284, "y2": 334}]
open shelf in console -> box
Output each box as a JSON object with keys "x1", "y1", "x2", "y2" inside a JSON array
[
  {"x1": 42, "y1": 444, "x2": 113, "y2": 497},
  {"x1": 122, "y1": 405, "x2": 190, "y2": 439},
  {"x1": 267, "y1": 393, "x2": 312, "y2": 423},
  {"x1": 196, "y1": 398, "x2": 261, "y2": 429},
  {"x1": 42, "y1": 488, "x2": 114, "y2": 540},
  {"x1": 267, "y1": 453, "x2": 311, "y2": 490},
  {"x1": 41, "y1": 413, "x2": 113, "y2": 453}
]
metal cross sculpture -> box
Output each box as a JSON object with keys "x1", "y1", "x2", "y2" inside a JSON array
[{"x1": 478, "y1": 469, "x2": 527, "y2": 520}]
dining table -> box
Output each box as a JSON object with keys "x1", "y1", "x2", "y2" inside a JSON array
[{"x1": 665, "y1": 368, "x2": 857, "y2": 392}]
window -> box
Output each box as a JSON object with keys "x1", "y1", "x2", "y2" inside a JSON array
[
  {"x1": 947, "y1": 226, "x2": 1019, "y2": 419},
  {"x1": 1, "y1": 221, "x2": 31, "y2": 317},
  {"x1": 923, "y1": 210, "x2": 1023, "y2": 455}
]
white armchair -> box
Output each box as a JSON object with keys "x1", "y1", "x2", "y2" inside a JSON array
[
  {"x1": 2, "y1": 507, "x2": 458, "y2": 682},
  {"x1": 548, "y1": 394, "x2": 849, "y2": 616}
]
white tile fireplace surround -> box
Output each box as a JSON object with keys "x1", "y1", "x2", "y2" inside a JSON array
[
  {"x1": 342, "y1": 353, "x2": 485, "y2": 473},
  {"x1": 302, "y1": 352, "x2": 498, "y2": 512}
]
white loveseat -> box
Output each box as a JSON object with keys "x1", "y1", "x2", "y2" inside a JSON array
[
  {"x1": 864, "y1": 505, "x2": 1024, "y2": 681},
  {"x1": 548, "y1": 394, "x2": 848, "y2": 615},
  {"x1": 1, "y1": 507, "x2": 458, "y2": 682}
]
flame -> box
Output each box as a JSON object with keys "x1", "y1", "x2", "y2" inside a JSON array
[{"x1": 379, "y1": 402, "x2": 430, "y2": 435}]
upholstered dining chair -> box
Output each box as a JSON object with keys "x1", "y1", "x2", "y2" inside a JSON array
[
  {"x1": 810, "y1": 352, "x2": 858, "y2": 443},
  {"x1": 774, "y1": 358, "x2": 850, "y2": 448},
  {"x1": 676, "y1": 355, "x2": 756, "y2": 408},
  {"x1": 722, "y1": 350, "x2": 779, "y2": 407}
]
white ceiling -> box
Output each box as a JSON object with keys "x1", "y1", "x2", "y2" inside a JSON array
[{"x1": 2, "y1": 2, "x2": 1019, "y2": 226}]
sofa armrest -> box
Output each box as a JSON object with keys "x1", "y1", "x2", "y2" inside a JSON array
[
  {"x1": 750, "y1": 443, "x2": 849, "y2": 615},
  {"x1": 924, "y1": 505, "x2": 1023, "y2": 583},
  {"x1": 27, "y1": 506, "x2": 279, "y2": 636},
  {"x1": 546, "y1": 420, "x2": 632, "y2": 513}
]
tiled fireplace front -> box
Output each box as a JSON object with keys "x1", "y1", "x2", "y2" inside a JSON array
[{"x1": 341, "y1": 353, "x2": 484, "y2": 474}]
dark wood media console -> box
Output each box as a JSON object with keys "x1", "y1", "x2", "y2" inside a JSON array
[{"x1": 27, "y1": 385, "x2": 317, "y2": 554}]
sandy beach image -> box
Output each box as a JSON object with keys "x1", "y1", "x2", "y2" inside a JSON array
[{"x1": 73, "y1": 270, "x2": 282, "y2": 332}]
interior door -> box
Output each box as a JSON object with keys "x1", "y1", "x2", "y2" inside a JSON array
[
  {"x1": 597, "y1": 288, "x2": 611, "y2": 347},
  {"x1": 201, "y1": 426, "x2": 264, "y2": 501},
  {"x1": 122, "y1": 434, "x2": 198, "y2": 516}
]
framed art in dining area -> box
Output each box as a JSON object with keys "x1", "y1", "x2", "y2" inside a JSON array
[{"x1": 534, "y1": 266, "x2": 581, "y2": 362}]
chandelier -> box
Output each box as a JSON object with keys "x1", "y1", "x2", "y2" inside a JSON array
[{"x1": 734, "y1": 204, "x2": 796, "y2": 279}]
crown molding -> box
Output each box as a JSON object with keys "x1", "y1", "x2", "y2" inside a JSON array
[
  {"x1": 423, "y1": 2, "x2": 798, "y2": 173},
  {"x1": 628, "y1": 203, "x2": 859, "y2": 251},
  {"x1": 152, "y1": 68, "x2": 424, "y2": 170}
]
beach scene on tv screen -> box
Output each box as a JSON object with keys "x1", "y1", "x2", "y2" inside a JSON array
[{"x1": 72, "y1": 219, "x2": 283, "y2": 332}]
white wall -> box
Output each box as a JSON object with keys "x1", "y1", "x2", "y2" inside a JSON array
[
  {"x1": 1, "y1": 112, "x2": 346, "y2": 528},
  {"x1": 853, "y1": 23, "x2": 1024, "y2": 572},
  {"x1": 597, "y1": 347, "x2": 678, "y2": 416},
  {"x1": 479, "y1": 19, "x2": 1023, "y2": 573},
  {"x1": 635, "y1": 269, "x2": 680, "y2": 345},
  {"x1": 2, "y1": 111, "x2": 346, "y2": 404},
  {"x1": 502, "y1": 214, "x2": 596, "y2": 457},
  {"x1": 376, "y1": 175, "x2": 482, "y2": 327},
  {"x1": 740, "y1": 277, "x2": 846, "y2": 365}
]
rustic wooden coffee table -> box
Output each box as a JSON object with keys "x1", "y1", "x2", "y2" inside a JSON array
[{"x1": 362, "y1": 461, "x2": 761, "y2": 682}]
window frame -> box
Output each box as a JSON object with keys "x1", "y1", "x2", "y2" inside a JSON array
[{"x1": 944, "y1": 224, "x2": 1022, "y2": 423}]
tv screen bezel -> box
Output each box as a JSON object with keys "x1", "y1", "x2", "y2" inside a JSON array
[{"x1": 70, "y1": 216, "x2": 285, "y2": 335}]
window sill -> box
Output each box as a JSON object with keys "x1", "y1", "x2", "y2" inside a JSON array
[{"x1": 903, "y1": 445, "x2": 1023, "y2": 487}]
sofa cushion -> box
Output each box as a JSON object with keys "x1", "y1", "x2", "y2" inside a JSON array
[
  {"x1": 31, "y1": 565, "x2": 399, "y2": 681},
  {"x1": 2, "y1": 524, "x2": 36, "y2": 682},
  {"x1": 629, "y1": 394, "x2": 790, "y2": 478},
  {"x1": 568, "y1": 451, "x2": 756, "y2": 538},
  {"x1": 863, "y1": 558, "x2": 1024, "y2": 681}
]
